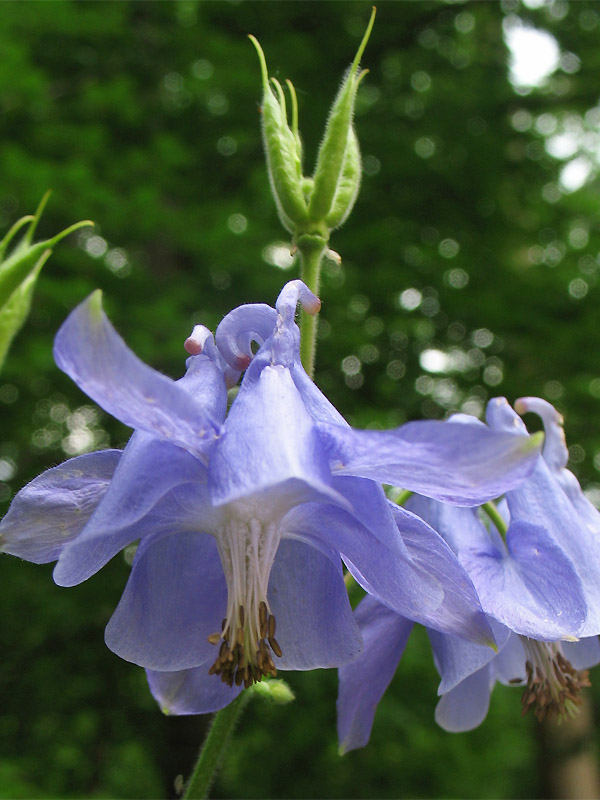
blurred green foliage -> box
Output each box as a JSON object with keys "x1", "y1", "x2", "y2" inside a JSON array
[{"x1": 1, "y1": 0, "x2": 600, "y2": 797}]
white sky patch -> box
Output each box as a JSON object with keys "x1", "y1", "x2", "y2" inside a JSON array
[{"x1": 504, "y1": 19, "x2": 560, "y2": 89}]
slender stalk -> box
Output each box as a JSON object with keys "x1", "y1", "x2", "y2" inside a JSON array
[
  {"x1": 481, "y1": 500, "x2": 508, "y2": 537},
  {"x1": 394, "y1": 489, "x2": 413, "y2": 506},
  {"x1": 183, "y1": 692, "x2": 252, "y2": 800},
  {"x1": 297, "y1": 235, "x2": 326, "y2": 377}
]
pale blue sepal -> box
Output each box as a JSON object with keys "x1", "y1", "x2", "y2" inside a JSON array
[
  {"x1": 53, "y1": 292, "x2": 221, "y2": 460},
  {"x1": 0, "y1": 449, "x2": 120, "y2": 563}
]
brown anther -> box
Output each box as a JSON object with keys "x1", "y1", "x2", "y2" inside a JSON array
[
  {"x1": 236, "y1": 626, "x2": 244, "y2": 647},
  {"x1": 581, "y1": 670, "x2": 591, "y2": 687},
  {"x1": 236, "y1": 641, "x2": 245, "y2": 661},
  {"x1": 553, "y1": 661, "x2": 567, "y2": 687},
  {"x1": 520, "y1": 648, "x2": 592, "y2": 722},
  {"x1": 259, "y1": 602, "x2": 268, "y2": 638},
  {"x1": 209, "y1": 599, "x2": 285, "y2": 688},
  {"x1": 268, "y1": 636, "x2": 283, "y2": 658}
]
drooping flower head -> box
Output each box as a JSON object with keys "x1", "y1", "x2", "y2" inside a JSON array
[
  {"x1": 1, "y1": 283, "x2": 542, "y2": 713},
  {"x1": 337, "y1": 396, "x2": 600, "y2": 749}
]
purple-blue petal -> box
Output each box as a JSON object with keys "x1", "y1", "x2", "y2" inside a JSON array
[
  {"x1": 337, "y1": 595, "x2": 413, "y2": 752},
  {"x1": 215, "y1": 302, "x2": 278, "y2": 372},
  {"x1": 283, "y1": 501, "x2": 493, "y2": 645},
  {"x1": 291, "y1": 363, "x2": 349, "y2": 427},
  {"x1": 53, "y1": 432, "x2": 211, "y2": 586},
  {"x1": 434, "y1": 664, "x2": 493, "y2": 732},
  {"x1": 282, "y1": 501, "x2": 443, "y2": 625},
  {"x1": 514, "y1": 396, "x2": 566, "y2": 472},
  {"x1": 53, "y1": 292, "x2": 220, "y2": 459},
  {"x1": 319, "y1": 418, "x2": 541, "y2": 505},
  {"x1": 407, "y1": 496, "x2": 586, "y2": 639},
  {"x1": 177, "y1": 352, "x2": 228, "y2": 424},
  {"x1": 146, "y1": 666, "x2": 241, "y2": 715},
  {"x1": 275, "y1": 280, "x2": 320, "y2": 320},
  {"x1": 0, "y1": 450, "x2": 120, "y2": 563},
  {"x1": 209, "y1": 365, "x2": 346, "y2": 513},
  {"x1": 427, "y1": 618, "x2": 509, "y2": 695},
  {"x1": 508, "y1": 397, "x2": 600, "y2": 637},
  {"x1": 332, "y1": 475, "x2": 410, "y2": 558},
  {"x1": 563, "y1": 637, "x2": 600, "y2": 671},
  {"x1": 105, "y1": 531, "x2": 227, "y2": 671},
  {"x1": 267, "y1": 537, "x2": 361, "y2": 670},
  {"x1": 493, "y1": 633, "x2": 527, "y2": 685},
  {"x1": 503, "y1": 462, "x2": 600, "y2": 637},
  {"x1": 388, "y1": 502, "x2": 494, "y2": 645}
]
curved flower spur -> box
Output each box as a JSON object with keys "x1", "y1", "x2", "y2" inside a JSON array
[{"x1": 1, "y1": 281, "x2": 541, "y2": 714}]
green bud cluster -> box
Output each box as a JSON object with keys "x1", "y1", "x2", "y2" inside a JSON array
[
  {"x1": 249, "y1": 7, "x2": 375, "y2": 242},
  {"x1": 0, "y1": 192, "x2": 92, "y2": 371}
]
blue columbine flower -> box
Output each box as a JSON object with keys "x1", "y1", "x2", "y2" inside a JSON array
[
  {"x1": 0, "y1": 283, "x2": 541, "y2": 714},
  {"x1": 432, "y1": 628, "x2": 600, "y2": 732},
  {"x1": 337, "y1": 596, "x2": 600, "y2": 749},
  {"x1": 338, "y1": 396, "x2": 600, "y2": 749}
]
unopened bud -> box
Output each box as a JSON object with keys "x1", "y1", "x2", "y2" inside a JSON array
[
  {"x1": 250, "y1": 7, "x2": 376, "y2": 238},
  {"x1": 251, "y1": 678, "x2": 295, "y2": 705},
  {"x1": 309, "y1": 7, "x2": 375, "y2": 225},
  {"x1": 248, "y1": 36, "x2": 308, "y2": 233},
  {"x1": 0, "y1": 191, "x2": 93, "y2": 371},
  {"x1": 324, "y1": 126, "x2": 362, "y2": 229}
]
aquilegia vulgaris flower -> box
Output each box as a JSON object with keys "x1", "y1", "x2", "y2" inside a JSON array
[
  {"x1": 337, "y1": 396, "x2": 600, "y2": 750},
  {"x1": 0, "y1": 281, "x2": 541, "y2": 714}
]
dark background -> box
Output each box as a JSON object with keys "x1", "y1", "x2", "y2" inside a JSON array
[{"x1": 1, "y1": 1, "x2": 600, "y2": 797}]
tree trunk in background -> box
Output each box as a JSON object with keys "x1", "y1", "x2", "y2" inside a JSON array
[{"x1": 538, "y1": 692, "x2": 600, "y2": 800}]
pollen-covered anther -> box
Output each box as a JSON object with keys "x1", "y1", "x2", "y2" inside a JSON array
[
  {"x1": 519, "y1": 640, "x2": 591, "y2": 722},
  {"x1": 207, "y1": 600, "x2": 282, "y2": 688}
]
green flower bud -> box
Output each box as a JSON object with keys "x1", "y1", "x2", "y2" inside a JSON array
[
  {"x1": 308, "y1": 7, "x2": 375, "y2": 225},
  {"x1": 0, "y1": 191, "x2": 92, "y2": 370},
  {"x1": 324, "y1": 125, "x2": 362, "y2": 230},
  {"x1": 251, "y1": 678, "x2": 295, "y2": 705},
  {"x1": 250, "y1": 6, "x2": 375, "y2": 238},
  {"x1": 249, "y1": 35, "x2": 309, "y2": 233}
]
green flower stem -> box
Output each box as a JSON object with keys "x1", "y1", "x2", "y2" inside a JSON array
[
  {"x1": 394, "y1": 489, "x2": 413, "y2": 506},
  {"x1": 183, "y1": 692, "x2": 253, "y2": 800},
  {"x1": 481, "y1": 500, "x2": 508, "y2": 537},
  {"x1": 297, "y1": 233, "x2": 327, "y2": 377}
]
